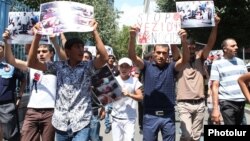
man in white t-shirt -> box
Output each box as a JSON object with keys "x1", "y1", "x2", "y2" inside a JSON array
[
  {"x1": 2, "y1": 29, "x2": 67, "y2": 141},
  {"x1": 111, "y1": 57, "x2": 143, "y2": 141}
]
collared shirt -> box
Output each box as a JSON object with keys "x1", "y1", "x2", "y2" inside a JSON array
[
  {"x1": 46, "y1": 60, "x2": 95, "y2": 132},
  {"x1": 142, "y1": 60, "x2": 176, "y2": 112}
]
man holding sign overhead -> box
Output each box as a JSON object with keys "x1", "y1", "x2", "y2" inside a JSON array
[
  {"x1": 176, "y1": 14, "x2": 220, "y2": 141},
  {"x1": 27, "y1": 19, "x2": 108, "y2": 141},
  {"x1": 128, "y1": 13, "x2": 189, "y2": 140}
]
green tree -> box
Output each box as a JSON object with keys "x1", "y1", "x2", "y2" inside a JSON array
[
  {"x1": 113, "y1": 26, "x2": 142, "y2": 59},
  {"x1": 156, "y1": 0, "x2": 250, "y2": 50}
]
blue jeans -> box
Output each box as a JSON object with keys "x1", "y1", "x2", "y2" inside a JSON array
[
  {"x1": 143, "y1": 113, "x2": 175, "y2": 141},
  {"x1": 0, "y1": 102, "x2": 20, "y2": 141},
  {"x1": 55, "y1": 125, "x2": 90, "y2": 141},
  {"x1": 104, "y1": 104, "x2": 112, "y2": 128},
  {"x1": 89, "y1": 115, "x2": 101, "y2": 141}
]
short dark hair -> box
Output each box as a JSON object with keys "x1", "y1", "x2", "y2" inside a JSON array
[
  {"x1": 187, "y1": 37, "x2": 196, "y2": 45},
  {"x1": 65, "y1": 38, "x2": 84, "y2": 49},
  {"x1": 83, "y1": 50, "x2": 92, "y2": 60},
  {"x1": 39, "y1": 44, "x2": 55, "y2": 54},
  {"x1": 221, "y1": 38, "x2": 235, "y2": 48},
  {"x1": 108, "y1": 54, "x2": 116, "y2": 60}
]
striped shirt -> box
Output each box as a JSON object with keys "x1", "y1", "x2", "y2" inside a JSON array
[{"x1": 210, "y1": 57, "x2": 247, "y2": 101}]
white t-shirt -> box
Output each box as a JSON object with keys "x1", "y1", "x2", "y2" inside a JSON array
[
  {"x1": 27, "y1": 68, "x2": 56, "y2": 108},
  {"x1": 111, "y1": 76, "x2": 142, "y2": 119}
]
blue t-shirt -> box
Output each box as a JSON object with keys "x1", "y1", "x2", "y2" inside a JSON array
[
  {"x1": 142, "y1": 60, "x2": 176, "y2": 112},
  {"x1": 0, "y1": 62, "x2": 25, "y2": 102}
]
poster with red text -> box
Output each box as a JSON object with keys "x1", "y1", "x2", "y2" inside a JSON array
[{"x1": 136, "y1": 12, "x2": 181, "y2": 45}]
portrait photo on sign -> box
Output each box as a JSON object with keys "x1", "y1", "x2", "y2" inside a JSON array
[{"x1": 91, "y1": 65, "x2": 122, "y2": 106}]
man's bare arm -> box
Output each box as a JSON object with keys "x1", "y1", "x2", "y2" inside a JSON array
[{"x1": 128, "y1": 26, "x2": 144, "y2": 70}]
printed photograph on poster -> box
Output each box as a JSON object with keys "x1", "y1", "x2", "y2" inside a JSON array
[
  {"x1": 7, "y1": 12, "x2": 49, "y2": 44},
  {"x1": 176, "y1": 1, "x2": 215, "y2": 28},
  {"x1": 39, "y1": 1, "x2": 94, "y2": 35},
  {"x1": 91, "y1": 65, "x2": 122, "y2": 106},
  {"x1": 136, "y1": 12, "x2": 181, "y2": 45}
]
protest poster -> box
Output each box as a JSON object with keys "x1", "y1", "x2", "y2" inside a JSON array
[
  {"x1": 7, "y1": 12, "x2": 49, "y2": 44},
  {"x1": 136, "y1": 12, "x2": 181, "y2": 45},
  {"x1": 39, "y1": 1, "x2": 94, "y2": 35},
  {"x1": 91, "y1": 65, "x2": 122, "y2": 106},
  {"x1": 176, "y1": 0, "x2": 215, "y2": 28}
]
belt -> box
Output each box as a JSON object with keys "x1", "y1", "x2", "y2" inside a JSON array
[
  {"x1": 0, "y1": 100, "x2": 14, "y2": 105},
  {"x1": 111, "y1": 115, "x2": 127, "y2": 120},
  {"x1": 28, "y1": 108, "x2": 54, "y2": 112},
  {"x1": 177, "y1": 98, "x2": 204, "y2": 104},
  {"x1": 144, "y1": 109, "x2": 169, "y2": 116}
]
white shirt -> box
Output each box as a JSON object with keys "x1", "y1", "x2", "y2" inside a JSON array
[
  {"x1": 27, "y1": 68, "x2": 56, "y2": 108},
  {"x1": 111, "y1": 76, "x2": 142, "y2": 119}
]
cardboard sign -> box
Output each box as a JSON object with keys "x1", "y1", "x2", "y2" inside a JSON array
[
  {"x1": 176, "y1": 0, "x2": 215, "y2": 28},
  {"x1": 7, "y1": 12, "x2": 49, "y2": 44},
  {"x1": 136, "y1": 12, "x2": 181, "y2": 45},
  {"x1": 39, "y1": 1, "x2": 94, "y2": 35},
  {"x1": 91, "y1": 65, "x2": 122, "y2": 106}
]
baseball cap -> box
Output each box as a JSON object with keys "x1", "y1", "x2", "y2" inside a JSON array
[
  {"x1": 0, "y1": 41, "x2": 4, "y2": 47},
  {"x1": 118, "y1": 57, "x2": 133, "y2": 66}
]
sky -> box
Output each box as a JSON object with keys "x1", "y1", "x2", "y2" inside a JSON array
[{"x1": 114, "y1": 0, "x2": 144, "y2": 28}]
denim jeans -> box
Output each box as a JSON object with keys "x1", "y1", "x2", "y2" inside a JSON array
[
  {"x1": 89, "y1": 115, "x2": 101, "y2": 141},
  {"x1": 104, "y1": 104, "x2": 112, "y2": 128},
  {"x1": 0, "y1": 103, "x2": 20, "y2": 141},
  {"x1": 55, "y1": 125, "x2": 90, "y2": 141}
]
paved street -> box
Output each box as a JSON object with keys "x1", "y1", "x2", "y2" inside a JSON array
[
  {"x1": 99, "y1": 107, "x2": 250, "y2": 141},
  {"x1": 13, "y1": 97, "x2": 250, "y2": 141}
]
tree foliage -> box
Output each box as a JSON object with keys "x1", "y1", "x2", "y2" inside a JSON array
[
  {"x1": 112, "y1": 26, "x2": 142, "y2": 59},
  {"x1": 156, "y1": 0, "x2": 250, "y2": 49}
]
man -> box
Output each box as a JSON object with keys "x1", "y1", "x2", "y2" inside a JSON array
[
  {"x1": 111, "y1": 57, "x2": 143, "y2": 141},
  {"x1": 27, "y1": 19, "x2": 108, "y2": 141},
  {"x1": 128, "y1": 27, "x2": 189, "y2": 141},
  {"x1": 2, "y1": 29, "x2": 66, "y2": 141},
  {"x1": 0, "y1": 41, "x2": 26, "y2": 141},
  {"x1": 82, "y1": 50, "x2": 105, "y2": 141},
  {"x1": 104, "y1": 54, "x2": 119, "y2": 134},
  {"x1": 176, "y1": 15, "x2": 220, "y2": 141},
  {"x1": 210, "y1": 38, "x2": 247, "y2": 125}
]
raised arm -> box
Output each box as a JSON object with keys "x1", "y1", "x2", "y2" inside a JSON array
[
  {"x1": 60, "y1": 33, "x2": 67, "y2": 48},
  {"x1": 27, "y1": 27, "x2": 47, "y2": 71},
  {"x1": 200, "y1": 14, "x2": 220, "y2": 59},
  {"x1": 128, "y1": 26, "x2": 144, "y2": 70},
  {"x1": 2, "y1": 30, "x2": 28, "y2": 72},
  {"x1": 175, "y1": 29, "x2": 189, "y2": 71},
  {"x1": 170, "y1": 45, "x2": 181, "y2": 61},
  {"x1": 49, "y1": 35, "x2": 67, "y2": 60},
  {"x1": 92, "y1": 20, "x2": 109, "y2": 69},
  {"x1": 238, "y1": 72, "x2": 250, "y2": 103}
]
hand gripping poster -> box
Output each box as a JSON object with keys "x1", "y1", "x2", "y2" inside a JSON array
[
  {"x1": 39, "y1": 1, "x2": 94, "y2": 35},
  {"x1": 91, "y1": 65, "x2": 122, "y2": 106}
]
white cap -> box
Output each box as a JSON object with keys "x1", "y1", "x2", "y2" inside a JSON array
[{"x1": 118, "y1": 57, "x2": 133, "y2": 66}]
